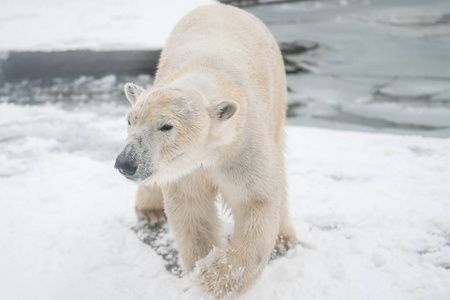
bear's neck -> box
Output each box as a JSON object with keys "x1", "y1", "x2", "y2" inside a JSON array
[
  {"x1": 160, "y1": 69, "x2": 243, "y2": 106},
  {"x1": 166, "y1": 73, "x2": 218, "y2": 101}
]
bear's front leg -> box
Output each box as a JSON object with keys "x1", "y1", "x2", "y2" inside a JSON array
[
  {"x1": 135, "y1": 183, "x2": 166, "y2": 227},
  {"x1": 162, "y1": 171, "x2": 224, "y2": 272},
  {"x1": 199, "y1": 200, "x2": 279, "y2": 299}
]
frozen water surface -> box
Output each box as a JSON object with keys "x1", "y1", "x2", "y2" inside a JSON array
[{"x1": 248, "y1": 0, "x2": 450, "y2": 136}]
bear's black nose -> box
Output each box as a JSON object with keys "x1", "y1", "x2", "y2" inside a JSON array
[{"x1": 114, "y1": 153, "x2": 137, "y2": 177}]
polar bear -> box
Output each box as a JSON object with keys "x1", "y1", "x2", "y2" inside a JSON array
[{"x1": 114, "y1": 4, "x2": 296, "y2": 298}]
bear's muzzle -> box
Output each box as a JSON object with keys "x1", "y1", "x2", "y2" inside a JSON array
[{"x1": 114, "y1": 152, "x2": 138, "y2": 178}]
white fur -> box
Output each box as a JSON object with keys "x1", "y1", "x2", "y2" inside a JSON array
[{"x1": 118, "y1": 4, "x2": 297, "y2": 299}]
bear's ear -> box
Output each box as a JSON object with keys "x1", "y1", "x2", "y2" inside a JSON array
[
  {"x1": 124, "y1": 83, "x2": 144, "y2": 105},
  {"x1": 210, "y1": 100, "x2": 239, "y2": 121}
]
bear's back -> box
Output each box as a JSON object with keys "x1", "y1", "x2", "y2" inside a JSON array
[{"x1": 155, "y1": 4, "x2": 286, "y2": 143}]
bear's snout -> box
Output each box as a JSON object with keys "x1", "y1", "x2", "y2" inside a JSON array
[{"x1": 114, "y1": 153, "x2": 137, "y2": 178}]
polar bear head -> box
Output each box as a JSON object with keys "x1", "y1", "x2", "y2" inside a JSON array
[{"x1": 115, "y1": 83, "x2": 240, "y2": 184}]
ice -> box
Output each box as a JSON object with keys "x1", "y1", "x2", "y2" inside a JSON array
[
  {"x1": 431, "y1": 90, "x2": 450, "y2": 102},
  {"x1": 247, "y1": 0, "x2": 450, "y2": 136},
  {"x1": 342, "y1": 102, "x2": 450, "y2": 128},
  {"x1": 379, "y1": 80, "x2": 450, "y2": 98},
  {"x1": 253, "y1": 0, "x2": 450, "y2": 80},
  {"x1": 286, "y1": 74, "x2": 450, "y2": 134}
]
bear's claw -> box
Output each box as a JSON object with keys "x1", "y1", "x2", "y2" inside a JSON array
[{"x1": 136, "y1": 208, "x2": 167, "y2": 227}]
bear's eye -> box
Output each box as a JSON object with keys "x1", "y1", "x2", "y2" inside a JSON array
[{"x1": 159, "y1": 124, "x2": 173, "y2": 131}]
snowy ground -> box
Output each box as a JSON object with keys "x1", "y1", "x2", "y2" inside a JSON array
[
  {"x1": 1, "y1": 99, "x2": 450, "y2": 299},
  {"x1": 1, "y1": 0, "x2": 450, "y2": 299},
  {"x1": 0, "y1": 0, "x2": 215, "y2": 51}
]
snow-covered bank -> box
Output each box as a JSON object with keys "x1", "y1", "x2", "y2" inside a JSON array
[
  {"x1": 0, "y1": 0, "x2": 214, "y2": 51},
  {"x1": 1, "y1": 102, "x2": 449, "y2": 299}
]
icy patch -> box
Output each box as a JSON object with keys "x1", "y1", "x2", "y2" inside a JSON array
[
  {"x1": 247, "y1": 0, "x2": 450, "y2": 136},
  {"x1": 286, "y1": 74, "x2": 450, "y2": 134},
  {"x1": 342, "y1": 103, "x2": 450, "y2": 128},
  {"x1": 379, "y1": 80, "x2": 450, "y2": 98}
]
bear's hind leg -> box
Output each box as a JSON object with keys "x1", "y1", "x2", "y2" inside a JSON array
[
  {"x1": 275, "y1": 196, "x2": 297, "y2": 255},
  {"x1": 136, "y1": 183, "x2": 167, "y2": 227}
]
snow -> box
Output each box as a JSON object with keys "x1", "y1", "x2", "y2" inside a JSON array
[
  {"x1": 1, "y1": 100, "x2": 449, "y2": 299},
  {"x1": 0, "y1": 0, "x2": 215, "y2": 51}
]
